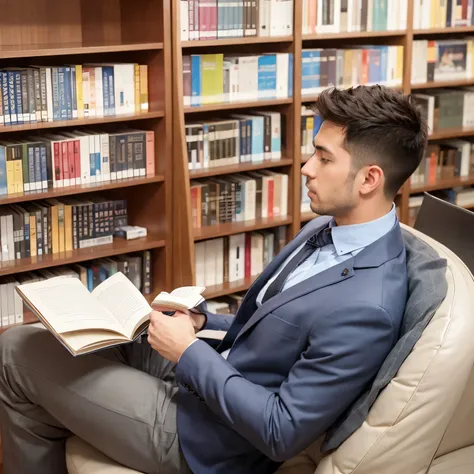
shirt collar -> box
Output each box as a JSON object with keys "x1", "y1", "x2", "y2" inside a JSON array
[{"x1": 328, "y1": 203, "x2": 397, "y2": 256}]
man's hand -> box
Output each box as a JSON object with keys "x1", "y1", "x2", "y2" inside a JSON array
[
  {"x1": 152, "y1": 305, "x2": 206, "y2": 333},
  {"x1": 147, "y1": 311, "x2": 197, "y2": 363}
]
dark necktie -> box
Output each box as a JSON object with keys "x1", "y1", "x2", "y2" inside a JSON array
[{"x1": 262, "y1": 224, "x2": 334, "y2": 304}]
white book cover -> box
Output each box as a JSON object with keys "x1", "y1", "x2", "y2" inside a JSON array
[
  {"x1": 114, "y1": 64, "x2": 135, "y2": 116},
  {"x1": 13, "y1": 279, "x2": 23, "y2": 325},
  {"x1": 251, "y1": 232, "x2": 264, "y2": 276},
  {"x1": 215, "y1": 238, "x2": 224, "y2": 285},
  {"x1": 195, "y1": 242, "x2": 206, "y2": 287},
  {"x1": 95, "y1": 67, "x2": 104, "y2": 118},
  {"x1": 181, "y1": 0, "x2": 189, "y2": 41},
  {"x1": 0, "y1": 284, "x2": 7, "y2": 327},
  {"x1": 276, "y1": 53, "x2": 289, "y2": 98},
  {"x1": 100, "y1": 134, "x2": 111, "y2": 180},
  {"x1": 204, "y1": 239, "x2": 217, "y2": 287},
  {"x1": 7, "y1": 280, "x2": 15, "y2": 326}
]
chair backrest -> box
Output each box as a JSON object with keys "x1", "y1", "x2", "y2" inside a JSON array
[
  {"x1": 414, "y1": 193, "x2": 474, "y2": 273},
  {"x1": 313, "y1": 225, "x2": 474, "y2": 474}
]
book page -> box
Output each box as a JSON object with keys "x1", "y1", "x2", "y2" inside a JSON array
[
  {"x1": 153, "y1": 286, "x2": 205, "y2": 310},
  {"x1": 17, "y1": 278, "x2": 126, "y2": 335},
  {"x1": 92, "y1": 272, "x2": 152, "y2": 338},
  {"x1": 170, "y1": 286, "x2": 206, "y2": 298}
]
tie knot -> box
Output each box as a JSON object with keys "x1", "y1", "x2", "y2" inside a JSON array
[{"x1": 308, "y1": 226, "x2": 333, "y2": 248}]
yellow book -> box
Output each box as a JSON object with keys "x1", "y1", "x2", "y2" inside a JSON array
[
  {"x1": 430, "y1": 0, "x2": 439, "y2": 28},
  {"x1": 64, "y1": 204, "x2": 73, "y2": 252},
  {"x1": 76, "y1": 65, "x2": 84, "y2": 119},
  {"x1": 396, "y1": 46, "x2": 404, "y2": 85},
  {"x1": 29, "y1": 214, "x2": 37, "y2": 258},
  {"x1": 134, "y1": 64, "x2": 141, "y2": 114},
  {"x1": 46, "y1": 199, "x2": 60, "y2": 254},
  {"x1": 201, "y1": 54, "x2": 224, "y2": 105},
  {"x1": 6, "y1": 157, "x2": 14, "y2": 195},
  {"x1": 140, "y1": 65, "x2": 149, "y2": 112},
  {"x1": 13, "y1": 146, "x2": 23, "y2": 194}
]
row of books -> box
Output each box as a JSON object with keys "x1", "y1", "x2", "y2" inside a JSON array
[
  {"x1": 0, "y1": 129, "x2": 155, "y2": 196},
  {"x1": 302, "y1": 46, "x2": 404, "y2": 95},
  {"x1": 0, "y1": 197, "x2": 128, "y2": 262},
  {"x1": 0, "y1": 64, "x2": 148, "y2": 126},
  {"x1": 185, "y1": 112, "x2": 282, "y2": 170},
  {"x1": 413, "y1": 88, "x2": 474, "y2": 134},
  {"x1": 301, "y1": 106, "x2": 322, "y2": 156},
  {"x1": 413, "y1": 0, "x2": 474, "y2": 29},
  {"x1": 195, "y1": 225, "x2": 287, "y2": 286},
  {"x1": 302, "y1": 0, "x2": 408, "y2": 35},
  {"x1": 179, "y1": 0, "x2": 293, "y2": 40},
  {"x1": 206, "y1": 293, "x2": 243, "y2": 314},
  {"x1": 303, "y1": 45, "x2": 404, "y2": 96},
  {"x1": 0, "y1": 251, "x2": 152, "y2": 329},
  {"x1": 412, "y1": 139, "x2": 474, "y2": 187},
  {"x1": 183, "y1": 53, "x2": 293, "y2": 106},
  {"x1": 412, "y1": 39, "x2": 474, "y2": 84},
  {"x1": 190, "y1": 171, "x2": 289, "y2": 227}
]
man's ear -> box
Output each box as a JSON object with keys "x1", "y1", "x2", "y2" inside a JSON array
[{"x1": 359, "y1": 165, "x2": 384, "y2": 195}]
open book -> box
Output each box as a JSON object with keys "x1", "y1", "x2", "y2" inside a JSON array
[
  {"x1": 152, "y1": 286, "x2": 205, "y2": 311},
  {"x1": 16, "y1": 272, "x2": 206, "y2": 357}
]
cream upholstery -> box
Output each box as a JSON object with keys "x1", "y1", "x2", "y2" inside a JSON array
[{"x1": 66, "y1": 225, "x2": 474, "y2": 474}]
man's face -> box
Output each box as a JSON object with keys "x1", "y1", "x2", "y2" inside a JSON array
[{"x1": 301, "y1": 121, "x2": 359, "y2": 217}]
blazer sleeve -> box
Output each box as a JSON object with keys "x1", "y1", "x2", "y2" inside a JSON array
[
  {"x1": 175, "y1": 301, "x2": 395, "y2": 462},
  {"x1": 195, "y1": 303, "x2": 235, "y2": 331}
]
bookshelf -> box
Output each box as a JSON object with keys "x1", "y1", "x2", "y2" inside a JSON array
[{"x1": 0, "y1": 0, "x2": 173, "y2": 332}]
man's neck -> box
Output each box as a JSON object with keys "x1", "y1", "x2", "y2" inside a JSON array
[{"x1": 334, "y1": 202, "x2": 393, "y2": 227}]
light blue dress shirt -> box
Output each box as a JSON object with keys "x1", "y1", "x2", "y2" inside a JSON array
[{"x1": 256, "y1": 204, "x2": 398, "y2": 306}]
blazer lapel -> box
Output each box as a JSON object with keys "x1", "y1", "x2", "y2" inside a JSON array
[{"x1": 234, "y1": 259, "x2": 356, "y2": 341}]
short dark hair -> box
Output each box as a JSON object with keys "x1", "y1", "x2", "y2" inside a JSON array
[{"x1": 312, "y1": 85, "x2": 428, "y2": 198}]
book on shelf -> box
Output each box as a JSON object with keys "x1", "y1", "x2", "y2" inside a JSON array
[
  {"x1": 301, "y1": 105, "x2": 322, "y2": 156},
  {"x1": 302, "y1": 0, "x2": 408, "y2": 35},
  {"x1": 195, "y1": 226, "x2": 287, "y2": 286},
  {"x1": 0, "y1": 196, "x2": 128, "y2": 262},
  {"x1": 0, "y1": 64, "x2": 148, "y2": 127},
  {"x1": 0, "y1": 129, "x2": 155, "y2": 196},
  {"x1": 0, "y1": 251, "x2": 152, "y2": 330},
  {"x1": 413, "y1": 0, "x2": 474, "y2": 29},
  {"x1": 301, "y1": 45, "x2": 404, "y2": 96},
  {"x1": 191, "y1": 171, "x2": 288, "y2": 227},
  {"x1": 15, "y1": 272, "x2": 205, "y2": 357},
  {"x1": 411, "y1": 39, "x2": 474, "y2": 84},
  {"x1": 183, "y1": 53, "x2": 293, "y2": 106},
  {"x1": 412, "y1": 88, "x2": 474, "y2": 135},
  {"x1": 185, "y1": 112, "x2": 283, "y2": 170},
  {"x1": 180, "y1": 0, "x2": 293, "y2": 41},
  {"x1": 411, "y1": 139, "x2": 474, "y2": 187}
]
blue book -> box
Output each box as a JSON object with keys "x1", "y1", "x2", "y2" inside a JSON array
[
  {"x1": 51, "y1": 68, "x2": 60, "y2": 122},
  {"x1": 191, "y1": 55, "x2": 201, "y2": 106},
  {"x1": 301, "y1": 51, "x2": 313, "y2": 93},
  {"x1": 1, "y1": 72, "x2": 10, "y2": 125},
  {"x1": 64, "y1": 67, "x2": 72, "y2": 120},
  {"x1": 368, "y1": 48, "x2": 382, "y2": 84},
  {"x1": 258, "y1": 54, "x2": 277, "y2": 99}
]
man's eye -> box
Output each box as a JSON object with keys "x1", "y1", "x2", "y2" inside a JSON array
[{"x1": 320, "y1": 157, "x2": 330, "y2": 164}]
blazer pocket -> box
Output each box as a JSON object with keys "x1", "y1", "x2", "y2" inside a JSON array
[{"x1": 267, "y1": 313, "x2": 302, "y2": 341}]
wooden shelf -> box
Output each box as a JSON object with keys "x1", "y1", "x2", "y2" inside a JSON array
[
  {"x1": 0, "y1": 111, "x2": 164, "y2": 134},
  {"x1": 0, "y1": 176, "x2": 165, "y2": 206},
  {"x1": 410, "y1": 175, "x2": 474, "y2": 194},
  {"x1": 184, "y1": 98, "x2": 293, "y2": 113},
  {"x1": 428, "y1": 128, "x2": 474, "y2": 140},
  {"x1": 189, "y1": 158, "x2": 293, "y2": 179},
  {"x1": 0, "y1": 234, "x2": 166, "y2": 278},
  {"x1": 412, "y1": 79, "x2": 474, "y2": 89},
  {"x1": 182, "y1": 36, "x2": 293, "y2": 48},
  {"x1": 302, "y1": 30, "x2": 407, "y2": 40},
  {"x1": 0, "y1": 42, "x2": 163, "y2": 59},
  {"x1": 301, "y1": 211, "x2": 317, "y2": 222},
  {"x1": 194, "y1": 215, "x2": 292, "y2": 241},
  {"x1": 413, "y1": 26, "x2": 474, "y2": 36},
  {"x1": 204, "y1": 275, "x2": 259, "y2": 299}
]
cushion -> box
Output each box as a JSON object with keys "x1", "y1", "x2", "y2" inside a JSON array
[
  {"x1": 66, "y1": 437, "x2": 142, "y2": 474},
  {"x1": 428, "y1": 446, "x2": 474, "y2": 474},
  {"x1": 322, "y1": 228, "x2": 448, "y2": 452}
]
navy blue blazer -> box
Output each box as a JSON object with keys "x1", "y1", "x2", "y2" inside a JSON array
[{"x1": 175, "y1": 216, "x2": 407, "y2": 473}]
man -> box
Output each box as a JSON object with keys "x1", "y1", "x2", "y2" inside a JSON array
[{"x1": 0, "y1": 85, "x2": 428, "y2": 474}]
